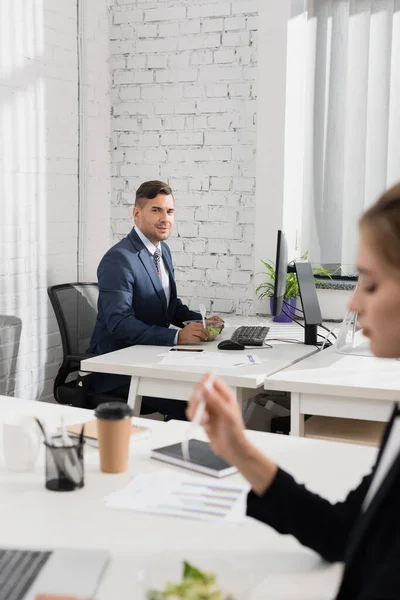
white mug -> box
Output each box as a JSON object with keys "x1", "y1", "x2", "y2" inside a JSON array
[{"x1": 2, "y1": 416, "x2": 41, "y2": 472}]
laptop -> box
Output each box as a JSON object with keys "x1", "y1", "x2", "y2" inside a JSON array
[{"x1": 0, "y1": 546, "x2": 109, "y2": 600}]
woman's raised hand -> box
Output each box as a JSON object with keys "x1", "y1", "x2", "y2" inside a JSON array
[{"x1": 186, "y1": 374, "x2": 247, "y2": 464}]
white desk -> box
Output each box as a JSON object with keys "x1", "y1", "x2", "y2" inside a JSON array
[
  {"x1": 264, "y1": 333, "x2": 399, "y2": 435},
  {"x1": 81, "y1": 318, "x2": 318, "y2": 415},
  {"x1": 0, "y1": 395, "x2": 377, "y2": 600}
]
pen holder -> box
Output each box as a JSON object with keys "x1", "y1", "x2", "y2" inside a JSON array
[{"x1": 44, "y1": 435, "x2": 85, "y2": 492}]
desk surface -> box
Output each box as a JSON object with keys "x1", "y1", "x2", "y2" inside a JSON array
[
  {"x1": 81, "y1": 317, "x2": 318, "y2": 389},
  {"x1": 264, "y1": 332, "x2": 400, "y2": 400},
  {"x1": 0, "y1": 395, "x2": 377, "y2": 600}
]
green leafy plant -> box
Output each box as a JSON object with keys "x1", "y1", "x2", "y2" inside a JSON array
[
  {"x1": 255, "y1": 254, "x2": 332, "y2": 300},
  {"x1": 147, "y1": 561, "x2": 232, "y2": 600}
]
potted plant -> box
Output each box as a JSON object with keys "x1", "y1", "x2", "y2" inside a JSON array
[{"x1": 255, "y1": 256, "x2": 331, "y2": 322}]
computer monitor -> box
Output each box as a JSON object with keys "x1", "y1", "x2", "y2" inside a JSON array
[
  {"x1": 271, "y1": 230, "x2": 288, "y2": 318},
  {"x1": 271, "y1": 230, "x2": 323, "y2": 346}
]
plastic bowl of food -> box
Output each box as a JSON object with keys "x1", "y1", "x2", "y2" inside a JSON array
[
  {"x1": 182, "y1": 320, "x2": 223, "y2": 341},
  {"x1": 138, "y1": 553, "x2": 255, "y2": 600}
]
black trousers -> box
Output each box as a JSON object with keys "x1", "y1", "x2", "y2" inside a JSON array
[{"x1": 110, "y1": 384, "x2": 188, "y2": 421}]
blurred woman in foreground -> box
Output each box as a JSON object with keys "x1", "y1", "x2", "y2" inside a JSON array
[{"x1": 188, "y1": 183, "x2": 400, "y2": 600}]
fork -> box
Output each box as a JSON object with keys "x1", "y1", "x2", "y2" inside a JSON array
[{"x1": 199, "y1": 303, "x2": 207, "y2": 328}]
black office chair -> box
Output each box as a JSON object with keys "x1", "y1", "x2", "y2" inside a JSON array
[{"x1": 48, "y1": 283, "x2": 126, "y2": 409}]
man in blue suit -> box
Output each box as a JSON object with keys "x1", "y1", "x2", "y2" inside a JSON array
[{"x1": 89, "y1": 180, "x2": 224, "y2": 419}]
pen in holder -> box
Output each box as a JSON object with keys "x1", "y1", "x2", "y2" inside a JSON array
[{"x1": 44, "y1": 434, "x2": 85, "y2": 492}]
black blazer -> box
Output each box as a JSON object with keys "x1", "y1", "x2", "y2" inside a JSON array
[{"x1": 247, "y1": 405, "x2": 400, "y2": 599}]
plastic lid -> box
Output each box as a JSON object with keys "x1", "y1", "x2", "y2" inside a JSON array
[{"x1": 94, "y1": 401, "x2": 133, "y2": 420}]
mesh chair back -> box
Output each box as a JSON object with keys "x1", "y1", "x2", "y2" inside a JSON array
[{"x1": 48, "y1": 283, "x2": 99, "y2": 357}]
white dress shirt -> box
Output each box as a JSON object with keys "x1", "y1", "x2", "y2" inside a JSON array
[
  {"x1": 134, "y1": 226, "x2": 179, "y2": 345},
  {"x1": 134, "y1": 225, "x2": 171, "y2": 305},
  {"x1": 363, "y1": 404, "x2": 400, "y2": 511}
]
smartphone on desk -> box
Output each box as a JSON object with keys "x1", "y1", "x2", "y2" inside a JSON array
[{"x1": 170, "y1": 348, "x2": 204, "y2": 352}]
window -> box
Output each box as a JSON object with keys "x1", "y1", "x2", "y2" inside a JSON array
[{"x1": 283, "y1": 0, "x2": 400, "y2": 277}]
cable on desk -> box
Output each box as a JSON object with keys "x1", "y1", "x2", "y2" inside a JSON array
[
  {"x1": 280, "y1": 306, "x2": 305, "y2": 329},
  {"x1": 245, "y1": 343, "x2": 273, "y2": 349},
  {"x1": 283, "y1": 300, "x2": 304, "y2": 317},
  {"x1": 267, "y1": 338, "x2": 305, "y2": 345},
  {"x1": 282, "y1": 302, "x2": 338, "y2": 346},
  {"x1": 319, "y1": 322, "x2": 338, "y2": 340},
  {"x1": 320, "y1": 323, "x2": 339, "y2": 350},
  {"x1": 280, "y1": 307, "x2": 323, "y2": 350}
]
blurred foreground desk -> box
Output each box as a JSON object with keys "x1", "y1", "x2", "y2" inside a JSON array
[{"x1": 0, "y1": 394, "x2": 377, "y2": 600}]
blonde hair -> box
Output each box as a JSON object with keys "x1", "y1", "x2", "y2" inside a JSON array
[{"x1": 360, "y1": 183, "x2": 400, "y2": 272}]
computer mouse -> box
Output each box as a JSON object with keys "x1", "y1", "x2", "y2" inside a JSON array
[{"x1": 217, "y1": 339, "x2": 245, "y2": 351}]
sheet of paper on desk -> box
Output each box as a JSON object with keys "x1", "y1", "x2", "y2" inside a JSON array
[
  {"x1": 159, "y1": 352, "x2": 261, "y2": 368},
  {"x1": 105, "y1": 470, "x2": 249, "y2": 522}
]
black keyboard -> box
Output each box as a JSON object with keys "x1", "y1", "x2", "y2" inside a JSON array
[
  {"x1": 0, "y1": 548, "x2": 51, "y2": 600},
  {"x1": 231, "y1": 326, "x2": 270, "y2": 346}
]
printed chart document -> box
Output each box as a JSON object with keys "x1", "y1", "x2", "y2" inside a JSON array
[
  {"x1": 105, "y1": 470, "x2": 250, "y2": 522},
  {"x1": 159, "y1": 352, "x2": 261, "y2": 369}
]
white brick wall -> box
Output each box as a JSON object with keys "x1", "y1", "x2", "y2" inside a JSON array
[
  {"x1": 0, "y1": 0, "x2": 110, "y2": 401},
  {"x1": 110, "y1": 0, "x2": 258, "y2": 314},
  {"x1": 79, "y1": 0, "x2": 111, "y2": 280}
]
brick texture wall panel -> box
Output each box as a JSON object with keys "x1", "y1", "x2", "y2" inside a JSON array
[{"x1": 110, "y1": 0, "x2": 258, "y2": 314}]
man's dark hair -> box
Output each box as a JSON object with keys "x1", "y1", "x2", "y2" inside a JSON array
[{"x1": 135, "y1": 180, "x2": 173, "y2": 208}]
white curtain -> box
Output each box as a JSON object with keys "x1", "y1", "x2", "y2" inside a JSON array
[{"x1": 284, "y1": 0, "x2": 400, "y2": 273}]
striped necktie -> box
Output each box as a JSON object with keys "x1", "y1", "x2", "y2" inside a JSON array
[{"x1": 153, "y1": 248, "x2": 162, "y2": 277}]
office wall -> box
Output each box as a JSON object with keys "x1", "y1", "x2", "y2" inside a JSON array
[
  {"x1": 0, "y1": 0, "x2": 110, "y2": 401},
  {"x1": 79, "y1": 0, "x2": 112, "y2": 282},
  {"x1": 110, "y1": 0, "x2": 258, "y2": 314}
]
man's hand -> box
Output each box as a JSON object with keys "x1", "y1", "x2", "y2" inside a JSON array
[{"x1": 178, "y1": 322, "x2": 209, "y2": 344}]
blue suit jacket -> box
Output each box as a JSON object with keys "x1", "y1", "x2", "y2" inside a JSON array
[{"x1": 89, "y1": 228, "x2": 201, "y2": 392}]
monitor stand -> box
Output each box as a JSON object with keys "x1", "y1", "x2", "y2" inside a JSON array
[
  {"x1": 304, "y1": 323, "x2": 318, "y2": 346},
  {"x1": 303, "y1": 324, "x2": 329, "y2": 347},
  {"x1": 289, "y1": 261, "x2": 326, "y2": 347}
]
